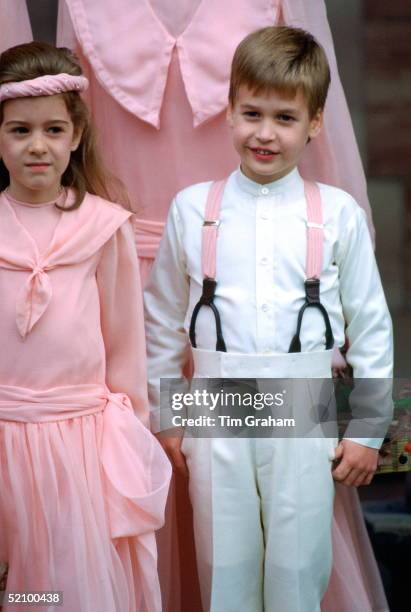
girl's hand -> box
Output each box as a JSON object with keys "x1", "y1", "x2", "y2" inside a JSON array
[
  {"x1": 155, "y1": 430, "x2": 189, "y2": 477},
  {"x1": 331, "y1": 439, "x2": 378, "y2": 487}
]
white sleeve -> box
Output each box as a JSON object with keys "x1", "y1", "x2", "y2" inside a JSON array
[
  {"x1": 144, "y1": 198, "x2": 191, "y2": 432},
  {"x1": 336, "y1": 205, "x2": 393, "y2": 448}
]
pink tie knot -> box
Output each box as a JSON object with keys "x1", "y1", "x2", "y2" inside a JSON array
[{"x1": 16, "y1": 265, "x2": 52, "y2": 338}]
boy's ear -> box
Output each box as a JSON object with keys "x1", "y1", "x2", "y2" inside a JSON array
[
  {"x1": 226, "y1": 104, "x2": 234, "y2": 128},
  {"x1": 308, "y1": 108, "x2": 324, "y2": 140}
]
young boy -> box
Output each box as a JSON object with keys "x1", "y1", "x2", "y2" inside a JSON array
[{"x1": 144, "y1": 26, "x2": 393, "y2": 612}]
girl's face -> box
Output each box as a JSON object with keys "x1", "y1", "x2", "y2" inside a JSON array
[{"x1": 0, "y1": 94, "x2": 81, "y2": 203}]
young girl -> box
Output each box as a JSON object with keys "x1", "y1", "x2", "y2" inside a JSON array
[{"x1": 0, "y1": 42, "x2": 171, "y2": 612}]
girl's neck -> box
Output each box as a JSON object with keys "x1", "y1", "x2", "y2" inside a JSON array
[
  {"x1": 4, "y1": 187, "x2": 66, "y2": 208},
  {"x1": 5, "y1": 185, "x2": 64, "y2": 206}
]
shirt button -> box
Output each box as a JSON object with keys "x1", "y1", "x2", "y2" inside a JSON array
[
  {"x1": 260, "y1": 257, "x2": 268, "y2": 265},
  {"x1": 261, "y1": 187, "x2": 269, "y2": 195},
  {"x1": 261, "y1": 303, "x2": 269, "y2": 312},
  {"x1": 260, "y1": 213, "x2": 268, "y2": 220}
]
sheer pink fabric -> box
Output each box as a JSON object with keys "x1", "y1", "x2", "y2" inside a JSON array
[
  {"x1": 280, "y1": 0, "x2": 373, "y2": 240},
  {"x1": 57, "y1": 1, "x2": 385, "y2": 610},
  {"x1": 0, "y1": 386, "x2": 171, "y2": 612},
  {"x1": 0, "y1": 0, "x2": 32, "y2": 53},
  {"x1": 324, "y1": 485, "x2": 389, "y2": 612}
]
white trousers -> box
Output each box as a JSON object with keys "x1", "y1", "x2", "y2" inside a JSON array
[{"x1": 182, "y1": 435, "x2": 336, "y2": 612}]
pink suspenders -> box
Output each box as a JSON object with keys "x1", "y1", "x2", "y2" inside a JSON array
[{"x1": 188, "y1": 178, "x2": 334, "y2": 353}]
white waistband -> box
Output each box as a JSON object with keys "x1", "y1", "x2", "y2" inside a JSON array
[{"x1": 192, "y1": 348, "x2": 333, "y2": 378}]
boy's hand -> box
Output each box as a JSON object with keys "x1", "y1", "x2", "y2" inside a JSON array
[
  {"x1": 155, "y1": 429, "x2": 188, "y2": 477},
  {"x1": 331, "y1": 439, "x2": 378, "y2": 487}
]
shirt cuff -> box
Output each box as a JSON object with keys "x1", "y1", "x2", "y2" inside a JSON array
[{"x1": 343, "y1": 437, "x2": 384, "y2": 450}]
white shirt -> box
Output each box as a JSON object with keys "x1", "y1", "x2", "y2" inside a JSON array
[{"x1": 144, "y1": 168, "x2": 393, "y2": 443}]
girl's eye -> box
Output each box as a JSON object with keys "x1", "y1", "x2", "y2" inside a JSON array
[
  {"x1": 47, "y1": 126, "x2": 63, "y2": 134},
  {"x1": 243, "y1": 111, "x2": 260, "y2": 118}
]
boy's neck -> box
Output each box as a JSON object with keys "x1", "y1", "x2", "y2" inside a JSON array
[{"x1": 239, "y1": 165, "x2": 299, "y2": 188}]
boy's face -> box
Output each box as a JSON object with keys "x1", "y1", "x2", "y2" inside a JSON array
[{"x1": 227, "y1": 85, "x2": 323, "y2": 184}]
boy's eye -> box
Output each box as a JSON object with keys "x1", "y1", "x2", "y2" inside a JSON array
[
  {"x1": 11, "y1": 126, "x2": 29, "y2": 134},
  {"x1": 278, "y1": 114, "x2": 295, "y2": 122},
  {"x1": 243, "y1": 111, "x2": 260, "y2": 118}
]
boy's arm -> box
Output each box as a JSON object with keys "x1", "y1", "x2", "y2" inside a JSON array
[
  {"x1": 332, "y1": 204, "x2": 393, "y2": 486},
  {"x1": 144, "y1": 199, "x2": 191, "y2": 473}
]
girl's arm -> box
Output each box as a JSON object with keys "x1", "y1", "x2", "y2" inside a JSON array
[{"x1": 97, "y1": 219, "x2": 149, "y2": 426}]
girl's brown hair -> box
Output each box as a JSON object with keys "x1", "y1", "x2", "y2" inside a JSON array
[{"x1": 0, "y1": 42, "x2": 128, "y2": 210}]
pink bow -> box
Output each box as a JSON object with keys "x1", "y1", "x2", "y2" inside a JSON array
[{"x1": 15, "y1": 266, "x2": 53, "y2": 338}]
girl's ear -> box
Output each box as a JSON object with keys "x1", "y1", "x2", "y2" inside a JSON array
[{"x1": 71, "y1": 128, "x2": 83, "y2": 152}]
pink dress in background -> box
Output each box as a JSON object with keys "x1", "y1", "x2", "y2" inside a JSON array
[
  {"x1": 55, "y1": 1, "x2": 388, "y2": 611},
  {"x1": 0, "y1": 191, "x2": 171, "y2": 612},
  {"x1": 0, "y1": 0, "x2": 32, "y2": 53},
  {"x1": 56, "y1": 0, "x2": 374, "y2": 281},
  {"x1": 0, "y1": 1, "x2": 388, "y2": 610}
]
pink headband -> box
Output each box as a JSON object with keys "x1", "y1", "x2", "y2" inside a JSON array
[{"x1": 0, "y1": 73, "x2": 89, "y2": 102}]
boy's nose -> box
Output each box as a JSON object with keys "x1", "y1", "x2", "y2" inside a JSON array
[{"x1": 256, "y1": 120, "x2": 275, "y2": 142}]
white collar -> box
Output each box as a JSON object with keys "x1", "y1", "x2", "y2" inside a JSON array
[{"x1": 234, "y1": 166, "x2": 303, "y2": 197}]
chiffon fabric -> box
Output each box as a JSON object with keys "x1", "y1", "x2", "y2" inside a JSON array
[
  {"x1": 0, "y1": 0, "x2": 32, "y2": 54},
  {"x1": 0, "y1": 1, "x2": 387, "y2": 610},
  {"x1": 0, "y1": 191, "x2": 171, "y2": 611},
  {"x1": 52, "y1": 1, "x2": 387, "y2": 611}
]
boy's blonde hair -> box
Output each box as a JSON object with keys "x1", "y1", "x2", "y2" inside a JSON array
[{"x1": 229, "y1": 26, "x2": 331, "y2": 118}]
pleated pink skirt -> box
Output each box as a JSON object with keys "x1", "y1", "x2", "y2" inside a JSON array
[{"x1": 0, "y1": 385, "x2": 172, "y2": 612}]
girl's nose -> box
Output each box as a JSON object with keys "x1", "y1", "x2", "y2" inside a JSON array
[{"x1": 28, "y1": 133, "x2": 48, "y2": 155}]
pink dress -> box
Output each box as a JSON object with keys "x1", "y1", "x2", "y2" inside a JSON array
[{"x1": 0, "y1": 191, "x2": 171, "y2": 612}]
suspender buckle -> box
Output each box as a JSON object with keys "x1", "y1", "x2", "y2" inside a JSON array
[
  {"x1": 305, "y1": 278, "x2": 320, "y2": 304},
  {"x1": 306, "y1": 221, "x2": 324, "y2": 229},
  {"x1": 203, "y1": 220, "x2": 220, "y2": 227},
  {"x1": 201, "y1": 278, "x2": 217, "y2": 304}
]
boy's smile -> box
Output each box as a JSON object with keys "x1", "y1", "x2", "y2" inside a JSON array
[{"x1": 227, "y1": 85, "x2": 323, "y2": 184}]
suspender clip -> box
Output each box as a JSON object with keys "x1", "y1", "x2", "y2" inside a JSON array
[
  {"x1": 306, "y1": 221, "x2": 324, "y2": 229},
  {"x1": 201, "y1": 278, "x2": 217, "y2": 304},
  {"x1": 305, "y1": 278, "x2": 320, "y2": 304},
  {"x1": 203, "y1": 220, "x2": 220, "y2": 227}
]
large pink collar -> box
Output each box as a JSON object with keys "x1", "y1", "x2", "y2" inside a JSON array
[
  {"x1": 62, "y1": 0, "x2": 280, "y2": 128},
  {"x1": 0, "y1": 191, "x2": 130, "y2": 338}
]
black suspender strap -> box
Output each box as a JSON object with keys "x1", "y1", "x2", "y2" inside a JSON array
[
  {"x1": 189, "y1": 278, "x2": 227, "y2": 352},
  {"x1": 288, "y1": 278, "x2": 334, "y2": 353}
]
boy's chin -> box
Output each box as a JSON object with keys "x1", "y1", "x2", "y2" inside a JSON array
[{"x1": 242, "y1": 165, "x2": 291, "y2": 185}]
